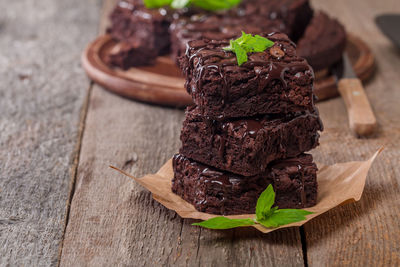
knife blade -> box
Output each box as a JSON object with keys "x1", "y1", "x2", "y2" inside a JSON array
[
  {"x1": 375, "y1": 14, "x2": 400, "y2": 48},
  {"x1": 332, "y1": 53, "x2": 377, "y2": 137}
]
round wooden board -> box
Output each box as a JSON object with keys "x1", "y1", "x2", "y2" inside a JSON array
[{"x1": 82, "y1": 33, "x2": 375, "y2": 107}]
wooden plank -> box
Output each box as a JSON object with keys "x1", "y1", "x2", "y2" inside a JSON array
[
  {"x1": 305, "y1": 0, "x2": 400, "y2": 266},
  {"x1": 61, "y1": 0, "x2": 400, "y2": 265},
  {"x1": 59, "y1": 1, "x2": 305, "y2": 265},
  {"x1": 60, "y1": 74, "x2": 305, "y2": 267},
  {"x1": 0, "y1": 0, "x2": 102, "y2": 265}
]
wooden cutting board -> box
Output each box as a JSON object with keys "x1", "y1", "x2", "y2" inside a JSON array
[{"x1": 82, "y1": 33, "x2": 374, "y2": 107}]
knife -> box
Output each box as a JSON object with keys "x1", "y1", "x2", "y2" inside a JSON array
[
  {"x1": 332, "y1": 54, "x2": 377, "y2": 137},
  {"x1": 375, "y1": 14, "x2": 400, "y2": 48}
]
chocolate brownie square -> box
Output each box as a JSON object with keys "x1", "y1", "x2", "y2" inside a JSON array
[
  {"x1": 236, "y1": 0, "x2": 313, "y2": 41},
  {"x1": 179, "y1": 32, "x2": 316, "y2": 119},
  {"x1": 107, "y1": 0, "x2": 173, "y2": 69},
  {"x1": 172, "y1": 153, "x2": 318, "y2": 215},
  {"x1": 180, "y1": 106, "x2": 322, "y2": 176},
  {"x1": 297, "y1": 11, "x2": 346, "y2": 71},
  {"x1": 106, "y1": 41, "x2": 158, "y2": 68}
]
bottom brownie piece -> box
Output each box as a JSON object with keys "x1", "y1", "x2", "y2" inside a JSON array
[{"x1": 172, "y1": 153, "x2": 318, "y2": 215}]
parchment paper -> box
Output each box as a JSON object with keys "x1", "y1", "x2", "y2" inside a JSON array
[{"x1": 111, "y1": 148, "x2": 382, "y2": 233}]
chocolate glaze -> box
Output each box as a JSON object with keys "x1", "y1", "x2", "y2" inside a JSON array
[
  {"x1": 173, "y1": 154, "x2": 236, "y2": 211},
  {"x1": 109, "y1": 0, "x2": 345, "y2": 72},
  {"x1": 174, "y1": 153, "x2": 230, "y2": 183},
  {"x1": 185, "y1": 34, "x2": 308, "y2": 83},
  {"x1": 218, "y1": 111, "x2": 321, "y2": 164},
  {"x1": 269, "y1": 155, "x2": 311, "y2": 204},
  {"x1": 169, "y1": 0, "x2": 312, "y2": 60},
  {"x1": 174, "y1": 153, "x2": 261, "y2": 211},
  {"x1": 180, "y1": 32, "x2": 318, "y2": 120},
  {"x1": 171, "y1": 14, "x2": 285, "y2": 57},
  {"x1": 172, "y1": 153, "x2": 318, "y2": 215},
  {"x1": 180, "y1": 105, "x2": 323, "y2": 176},
  {"x1": 228, "y1": 112, "x2": 321, "y2": 136}
]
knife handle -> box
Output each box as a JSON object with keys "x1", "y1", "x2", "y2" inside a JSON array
[{"x1": 338, "y1": 78, "x2": 377, "y2": 137}]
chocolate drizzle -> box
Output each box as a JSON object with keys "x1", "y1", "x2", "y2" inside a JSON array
[
  {"x1": 172, "y1": 153, "x2": 317, "y2": 214},
  {"x1": 270, "y1": 156, "x2": 312, "y2": 205},
  {"x1": 170, "y1": 7, "x2": 286, "y2": 59},
  {"x1": 184, "y1": 34, "x2": 315, "y2": 120},
  {"x1": 194, "y1": 109, "x2": 322, "y2": 172}
]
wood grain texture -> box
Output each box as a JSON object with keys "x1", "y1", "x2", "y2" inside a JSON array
[
  {"x1": 306, "y1": 0, "x2": 400, "y2": 266},
  {"x1": 0, "y1": 0, "x2": 102, "y2": 266},
  {"x1": 60, "y1": 1, "x2": 304, "y2": 266},
  {"x1": 59, "y1": 0, "x2": 400, "y2": 266},
  {"x1": 59, "y1": 78, "x2": 305, "y2": 267}
]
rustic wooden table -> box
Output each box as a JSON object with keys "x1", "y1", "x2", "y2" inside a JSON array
[{"x1": 1, "y1": 0, "x2": 399, "y2": 266}]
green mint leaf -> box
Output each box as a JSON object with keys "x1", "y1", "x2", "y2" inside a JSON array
[
  {"x1": 223, "y1": 40, "x2": 235, "y2": 52},
  {"x1": 191, "y1": 0, "x2": 241, "y2": 11},
  {"x1": 242, "y1": 34, "x2": 275, "y2": 53},
  {"x1": 143, "y1": 0, "x2": 172, "y2": 9},
  {"x1": 191, "y1": 185, "x2": 313, "y2": 231},
  {"x1": 144, "y1": 0, "x2": 241, "y2": 10},
  {"x1": 232, "y1": 41, "x2": 247, "y2": 66},
  {"x1": 257, "y1": 209, "x2": 313, "y2": 228},
  {"x1": 223, "y1": 32, "x2": 274, "y2": 66},
  {"x1": 266, "y1": 206, "x2": 279, "y2": 217},
  {"x1": 192, "y1": 217, "x2": 255, "y2": 229},
  {"x1": 235, "y1": 31, "x2": 252, "y2": 46},
  {"x1": 171, "y1": 0, "x2": 190, "y2": 8},
  {"x1": 255, "y1": 184, "x2": 275, "y2": 221}
]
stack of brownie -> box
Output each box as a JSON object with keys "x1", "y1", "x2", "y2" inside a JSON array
[
  {"x1": 172, "y1": 32, "x2": 323, "y2": 215},
  {"x1": 106, "y1": 0, "x2": 346, "y2": 72}
]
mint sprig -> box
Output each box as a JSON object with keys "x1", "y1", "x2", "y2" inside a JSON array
[
  {"x1": 144, "y1": 0, "x2": 241, "y2": 11},
  {"x1": 170, "y1": 0, "x2": 190, "y2": 9},
  {"x1": 256, "y1": 182, "x2": 275, "y2": 219},
  {"x1": 223, "y1": 32, "x2": 275, "y2": 66},
  {"x1": 192, "y1": 185, "x2": 313, "y2": 230},
  {"x1": 192, "y1": 217, "x2": 255, "y2": 229},
  {"x1": 191, "y1": 0, "x2": 241, "y2": 11},
  {"x1": 143, "y1": 0, "x2": 172, "y2": 9},
  {"x1": 257, "y1": 209, "x2": 313, "y2": 228}
]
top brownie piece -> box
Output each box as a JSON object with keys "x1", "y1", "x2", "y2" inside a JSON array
[{"x1": 180, "y1": 32, "x2": 316, "y2": 119}]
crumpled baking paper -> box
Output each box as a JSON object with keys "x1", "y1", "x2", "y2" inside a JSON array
[{"x1": 111, "y1": 148, "x2": 382, "y2": 233}]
